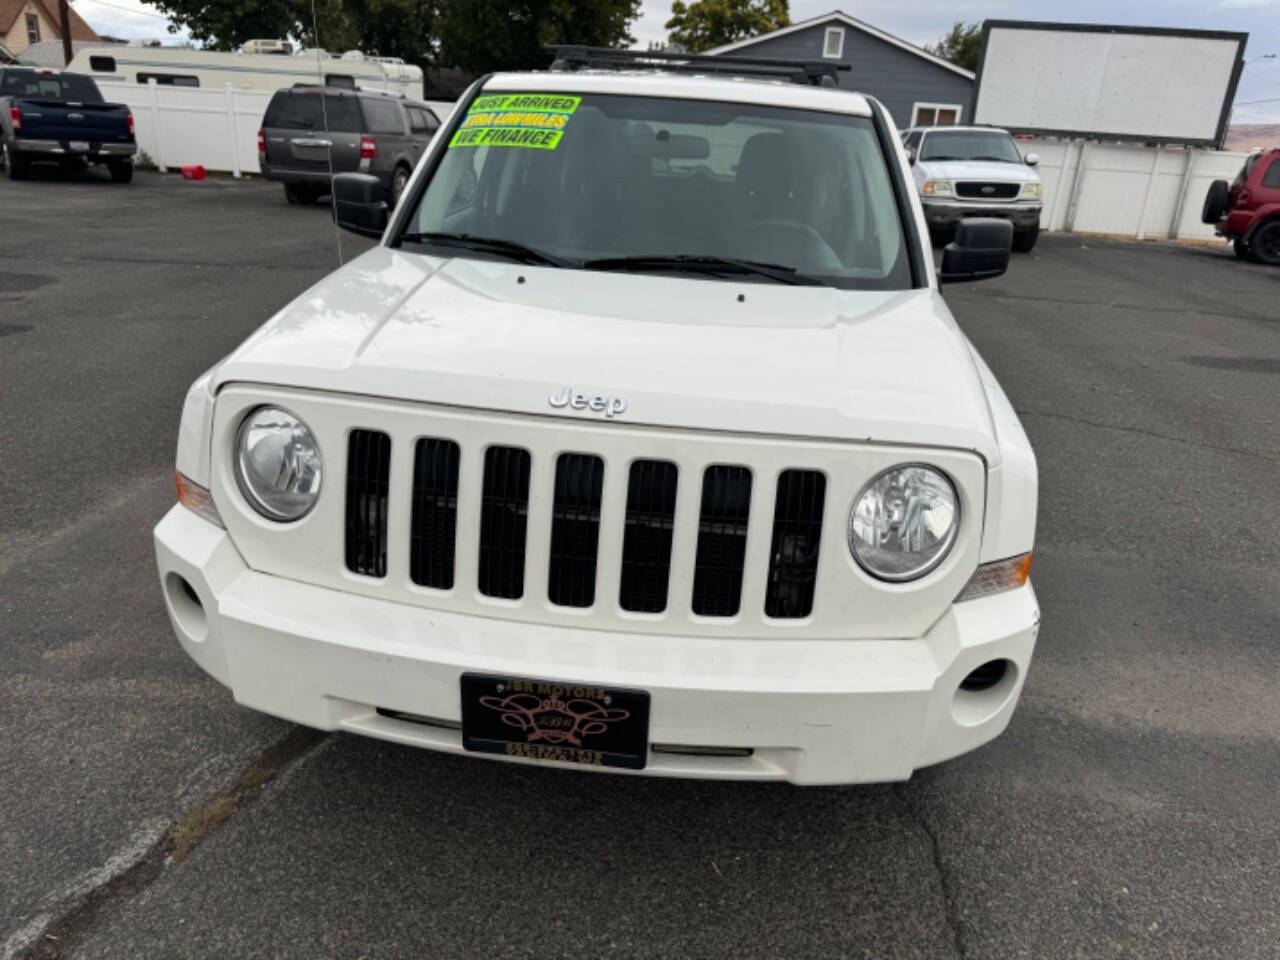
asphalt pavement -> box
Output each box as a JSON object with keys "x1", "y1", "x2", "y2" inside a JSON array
[{"x1": 1, "y1": 169, "x2": 1277, "y2": 959}]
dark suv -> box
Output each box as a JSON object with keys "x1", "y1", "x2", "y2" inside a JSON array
[
  {"x1": 1202, "y1": 148, "x2": 1280, "y2": 265},
  {"x1": 258, "y1": 87, "x2": 440, "y2": 205}
]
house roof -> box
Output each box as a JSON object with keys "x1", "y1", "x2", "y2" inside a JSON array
[
  {"x1": 19, "y1": 37, "x2": 111, "y2": 66},
  {"x1": 0, "y1": 0, "x2": 101, "y2": 42},
  {"x1": 705, "y1": 9, "x2": 975, "y2": 81}
]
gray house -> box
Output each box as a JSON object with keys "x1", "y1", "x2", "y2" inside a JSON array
[{"x1": 706, "y1": 10, "x2": 974, "y2": 130}]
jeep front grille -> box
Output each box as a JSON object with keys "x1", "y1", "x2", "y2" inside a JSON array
[
  {"x1": 618, "y1": 459, "x2": 678, "y2": 613},
  {"x1": 409, "y1": 438, "x2": 460, "y2": 589},
  {"x1": 344, "y1": 439, "x2": 828, "y2": 621},
  {"x1": 691, "y1": 465, "x2": 753, "y2": 617},
  {"x1": 344, "y1": 429, "x2": 391, "y2": 578},
  {"x1": 764, "y1": 470, "x2": 826, "y2": 618},
  {"x1": 477, "y1": 445, "x2": 531, "y2": 600},
  {"x1": 548, "y1": 453, "x2": 605, "y2": 608}
]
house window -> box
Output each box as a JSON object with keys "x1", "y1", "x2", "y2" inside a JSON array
[
  {"x1": 823, "y1": 26, "x2": 845, "y2": 59},
  {"x1": 26, "y1": 13, "x2": 40, "y2": 44},
  {"x1": 912, "y1": 102, "x2": 963, "y2": 127}
]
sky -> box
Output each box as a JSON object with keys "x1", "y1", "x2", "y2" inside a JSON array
[{"x1": 72, "y1": 0, "x2": 1280, "y2": 123}]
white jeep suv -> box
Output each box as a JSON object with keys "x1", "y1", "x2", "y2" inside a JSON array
[
  {"x1": 155, "y1": 51, "x2": 1039, "y2": 785},
  {"x1": 903, "y1": 125, "x2": 1044, "y2": 252}
]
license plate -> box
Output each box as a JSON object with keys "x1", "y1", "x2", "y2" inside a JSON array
[
  {"x1": 69, "y1": 141, "x2": 90, "y2": 152},
  {"x1": 460, "y1": 673, "x2": 650, "y2": 770}
]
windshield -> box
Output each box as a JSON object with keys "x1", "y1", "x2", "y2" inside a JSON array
[
  {"x1": 0, "y1": 70, "x2": 103, "y2": 103},
  {"x1": 919, "y1": 130, "x2": 1022, "y2": 164},
  {"x1": 403, "y1": 92, "x2": 911, "y2": 289}
]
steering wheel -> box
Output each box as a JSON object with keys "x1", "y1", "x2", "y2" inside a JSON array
[{"x1": 735, "y1": 218, "x2": 842, "y2": 269}]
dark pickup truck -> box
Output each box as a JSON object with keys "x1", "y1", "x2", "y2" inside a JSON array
[{"x1": 0, "y1": 67, "x2": 136, "y2": 182}]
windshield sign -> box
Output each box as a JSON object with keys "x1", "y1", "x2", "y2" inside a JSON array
[
  {"x1": 404, "y1": 93, "x2": 911, "y2": 290},
  {"x1": 919, "y1": 131, "x2": 1023, "y2": 164}
]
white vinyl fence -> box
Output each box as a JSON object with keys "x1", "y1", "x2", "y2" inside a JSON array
[
  {"x1": 115, "y1": 80, "x2": 272, "y2": 176},
  {"x1": 1021, "y1": 137, "x2": 1248, "y2": 241}
]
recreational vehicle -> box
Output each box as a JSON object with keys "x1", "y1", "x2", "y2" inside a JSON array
[{"x1": 68, "y1": 42, "x2": 424, "y2": 99}]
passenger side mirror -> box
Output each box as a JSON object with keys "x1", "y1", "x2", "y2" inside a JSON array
[
  {"x1": 906, "y1": 147, "x2": 917, "y2": 165},
  {"x1": 333, "y1": 173, "x2": 388, "y2": 238},
  {"x1": 938, "y1": 218, "x2": 1013, "y2": 284},
  {"x1": 1024, "y1": 153, "x2": 1040, "y2": 167}
]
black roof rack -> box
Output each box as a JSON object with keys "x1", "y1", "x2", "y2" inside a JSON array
[{"x1": 546, "y1": 45, "x2": 849, "y2": 87}]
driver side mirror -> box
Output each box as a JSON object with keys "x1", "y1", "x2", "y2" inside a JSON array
[
  {"x1": 333, "y1": 173, "x2": 388, "y2": 238},
  {"x1": 939, "y1": 218, "x2": 1013, "y2": 284},
  {"x1": 1024, "y1": 153, "x2": 1040, "y2": 167}
]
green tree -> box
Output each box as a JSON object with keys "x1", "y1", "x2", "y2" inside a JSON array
[
  {"x1": 434, "y1": 0, "x2": 641, "y2": 75},
  {"x1": 664, "y1": 0, "x2": 789, "y2": 54},
  {"x1": 150, "y1": 0, "x2": 311, "y2": 50},
  {"x1": 925, "y1": 21, "x2": 982, "y2": 72}
]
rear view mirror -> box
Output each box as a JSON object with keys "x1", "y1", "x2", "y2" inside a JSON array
[
  {"x1": 333, "y1": 173, "x2": 388, "y2": 238},
  {"x1": 654, "y1": 131, "x2": 710, "y2": 160},
  {"x1": 1024, "y1": 153, "x2": 1040, "y2": 167},
  {"x1": 939, "y1": 219, "x2": 1013, "y2": 284}
]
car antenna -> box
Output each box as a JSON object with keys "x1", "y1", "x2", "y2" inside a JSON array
[{"x1": 310, "y1": 0, "x2": 345, "y2": 267}]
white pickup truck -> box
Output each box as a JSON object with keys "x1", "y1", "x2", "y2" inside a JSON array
[
  {"x1": 155, "y1": 49, "x2": 1039, "y2": 785},
  {"x1": 902, "y1": 125, "x2": 1044, "y2": 252}
]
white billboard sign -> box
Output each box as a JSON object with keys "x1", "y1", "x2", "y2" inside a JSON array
[{"x1": 972, "y1": 22, "x2": 1247, "y2": 146}]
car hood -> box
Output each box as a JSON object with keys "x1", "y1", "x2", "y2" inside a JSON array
[
  {"x1": 213, "y1": 246, "x2": 1000, "y2": 462},
  {"x1": 917, "y1": 159, "x2": 1039, "y2": 183}
]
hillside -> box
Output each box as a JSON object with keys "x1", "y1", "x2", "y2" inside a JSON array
[{"x1": 1225, "y1": 124, "x2": 1280, "y2": 151}]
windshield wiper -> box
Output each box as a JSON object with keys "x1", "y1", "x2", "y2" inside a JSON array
[
  {"x1": 969, "y1": 155, "x2": 1015, "y2": 163},
  {"x1": 582, "y1": 254, "x2": 824, "y2": 286},
  {"x1": 398, "y1": 232, "x2": 577, "y2": 268}
]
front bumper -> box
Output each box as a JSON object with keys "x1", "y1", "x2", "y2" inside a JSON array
[
  {"x1": 15, "y1": 137, "x2": 135, "y2": 159},
  {"x1": 155, "y1": 504, "x2": 1039, "y2": 785},
  {"x1": 923, "y1": 198, "x2": 1042, "y2": 230}
]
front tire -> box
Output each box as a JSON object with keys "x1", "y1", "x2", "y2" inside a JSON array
[
  {"x1": 1012, "y1": 223, "x2": 1040, "y2": 253},
  {"x1": 107, "y1": 160, "x2": 133, "y2": 184},
  {"x1": 1247, "y1": 220, "x2": 1280, "y2": 266}
]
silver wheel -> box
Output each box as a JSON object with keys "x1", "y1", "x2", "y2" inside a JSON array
[{"x1": 391, "y1": 166, "x2": 409, "y2": 203}]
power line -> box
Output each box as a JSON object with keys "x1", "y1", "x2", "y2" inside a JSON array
[
  {"x1": 1235, "y1": 96, "x2": 1280, "y2": 106},
  {"x1": 75, "y1": 0, "x2": 171, "y2": 21}
]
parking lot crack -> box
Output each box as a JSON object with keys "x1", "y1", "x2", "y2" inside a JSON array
[
  {"x1": 895, "y1": 786, "x2": 966, "y2": 959},
  {"x1": 1016, "y1": 409, "x2": 1279, "y2": 463},
  {"x1": 7, "y1": 726, "x2": 326, "y2": 960}
]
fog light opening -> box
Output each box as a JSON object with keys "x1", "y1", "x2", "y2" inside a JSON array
[
  {"x1": 960, "y1": 659, "x2": 1009, "y2": 692},
  {"x1": 951, "y1": 658, "x2": 1018, "y2": 727},
  {"x1": 165, "y1": 572, "x2": 208, "y2": 643}
]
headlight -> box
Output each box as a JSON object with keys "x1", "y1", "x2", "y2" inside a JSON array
[
  {"x1": 848, "y1": 465, "x2": 959, "y2": 581},
  {"x1": 922, "y1": 179, "x2": 953, "y2": 197},
  {"x1": 234, "y1": 406, "x2": 323, "y2": 521},
  {"x1": 1019, "y1": 182, "x2": 1042, "y2": 199}
]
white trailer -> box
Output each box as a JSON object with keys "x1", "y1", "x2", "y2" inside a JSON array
[{"x1": 68, "y1": 42, "x2": 424, "y2": 100}]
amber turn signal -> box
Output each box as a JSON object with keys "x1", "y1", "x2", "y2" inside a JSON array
[
  {"x1": 955, "y1": 552, "x2": 1032, "y2": 603},
  {"x1": 176, "y1": 472, "x2": 224, "y2": 528}
]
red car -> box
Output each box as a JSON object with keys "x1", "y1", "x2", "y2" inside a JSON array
[{"x1": 1202, "y1": 148, "x2": 1280, "y2": 265}]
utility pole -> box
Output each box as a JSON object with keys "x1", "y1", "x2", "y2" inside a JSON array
[{"x1": 59, "y1": 0, "x2": 73, "y2": 66}]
